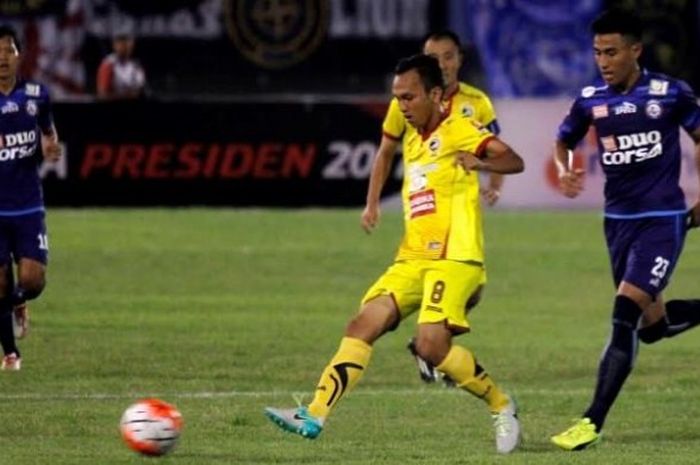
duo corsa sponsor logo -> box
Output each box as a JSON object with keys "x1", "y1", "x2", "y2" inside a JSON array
[
  {"x1": 224, "y1": 0, "x2": 329, "y2": 69},
  {"x1": 0, "y1": 130, "x2": 37, "y2": 161},
  {"x1": 601, "y1": 130, "x2": 662, "y2": 165}
]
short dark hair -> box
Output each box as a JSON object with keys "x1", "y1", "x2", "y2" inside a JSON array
[
  {"x1": 423, "y1": 29, "x2": 463, "y2": 54},
  {"x1": 590, "y1": 9, "x2": 642, "y2": 43},
  {"x1": 0, "y1": 24, "x2": 21, "y2": 52},
  {"x1": 395, "y1": 54, "x2": 444, "y2": 93}
]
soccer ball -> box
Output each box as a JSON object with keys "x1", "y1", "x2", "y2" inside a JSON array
[{"x1": 120, "y1": 398, "x2": 183, "y2": 456}]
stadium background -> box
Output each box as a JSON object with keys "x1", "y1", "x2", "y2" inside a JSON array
[{"x1": 4, "y1": 0, "x2": 699, "y2": 208}]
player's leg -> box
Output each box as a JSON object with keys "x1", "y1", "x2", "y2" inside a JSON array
[
  {"x1": 407, "y1": 284, "x2": 484, "y2": 385},
  {"x1": 12, "y1": 212, "x2": 49, "y2": 337},
  {"x1": 414, "y1": 261, "x2": 519, "y2": 454},
  {"x1": 0, "y1": 262, "x2": 21, "y2": 370},
  {"x1": 0, "y1": 217, "x2": 22, "y2": 370},
  {"x1": 552, "y1": 282, "x2": 646, "y2": 451},
  {"x1": 264, "y1": 261, "x2": 418, "y2": 439},
  {"x1": 553, "y1": 216, "x2": 682, "y2": 450},
  {"x1": 11, "y1": 212, "x2": 49, "y2": 339},
  {"x1": 583, "y1": 282, "x2": 648, "y2": 428},
  {"x1": 10, "y1": 258, "x2": 45, "y2": 339}
]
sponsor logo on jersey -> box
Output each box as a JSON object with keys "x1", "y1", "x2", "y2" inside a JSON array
[
  {"x1": 592, "y1": 104, "x2": 608, "y2": 119},
  {"x1": 649, "y1": 79, "x2": 669, "y2": 96},
  {"x1": 25, "y1": 83, "x2": 40, "y2": 97},
  {"x1": 428, "y1": 137, "x2": 440, "y2": 153},
  {"x1": 581, "y1": 86, "x2": 596, "y2": 98},
  {"x1": 0, "y1": 130, "x2": 38, "y2": 161},
  {"x1": 613, "y1": 102, "x2": 637, "y2": 115},
  {"x1": 409, "y1": 189, "x2": 436, "y2": 218},
  {"x1": 26, "y1": 99, "x2": 37, "y2": 116},
  {"x1": 601, "y1": 130, "x2": 662, "y2": 165},
  {"x1": 645, "y1": 100, "x2": 663, "y2": 119},
  {"x1": 460, "y1": 104, "x2": 474, "y2": 118},
  {"x1": 1, "y1": 101, "x2": 18, "y2": 114}
]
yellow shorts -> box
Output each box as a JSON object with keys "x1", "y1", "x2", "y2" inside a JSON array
[{"x1": 361, "y1": 259, "x2": 485, "y2": 332}]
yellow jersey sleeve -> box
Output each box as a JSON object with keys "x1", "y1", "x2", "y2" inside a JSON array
[
  {"x1": 453, "y1": 119, "x2": 495, "y2": 158},
  {"x1": 452, "y1": 83, "x2": 499, "y2": 134},
  {"x1": 382, "y1": 98, "x2": 405, "y2": 140},
  {"x1": 474, "y1": 93, "x2": 497, "y2": 130}
]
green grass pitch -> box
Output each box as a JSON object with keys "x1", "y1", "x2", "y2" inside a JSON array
[{"x1": 1, "y1": 208, "x2": 699, "y2": 464}]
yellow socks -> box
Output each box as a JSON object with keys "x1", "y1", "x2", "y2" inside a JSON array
[
  {"x1": 437, "y1": 345, "x2": 509, "y2": 414},
  {"x1": 307, "y1": 337, "x2": 372, "y2": 419}
]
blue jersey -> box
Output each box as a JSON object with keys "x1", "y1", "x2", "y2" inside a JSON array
[
  {"x1": 558, "y1": 70, "x2": 700, "y2": 217},
  {"x1": 0, "y1": 80, "x2": 54, "y2": 215}
]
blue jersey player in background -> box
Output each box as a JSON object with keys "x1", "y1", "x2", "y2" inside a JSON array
[
  {"x1": 550, "y1": 9, "x2": 700, "y2": 450},
  {"x1": 0, "y1": 25, "x2": 62, "y2": 371}
]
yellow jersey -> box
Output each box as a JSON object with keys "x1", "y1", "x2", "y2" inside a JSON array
[
  {"x1": 396, "y1": 113, "x2": 494, "y2": 262},
  {"x1": 382, "y1": 82, "x2": 499, "y2": 141}
]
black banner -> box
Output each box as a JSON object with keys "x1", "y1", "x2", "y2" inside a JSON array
[{"x1": 44, "y1": 100, "x2": 402, "y2": 206}]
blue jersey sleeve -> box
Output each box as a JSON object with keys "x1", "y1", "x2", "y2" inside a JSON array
[
  {"x1": 675, "y1": 80, "x2": 700, "y2": 134},
  {"x1": 557, "y1": 97, "x2": 591, "y2": 149},
  {"x1": 37, "y1": 85, "x2": 54, "y2": 133}
]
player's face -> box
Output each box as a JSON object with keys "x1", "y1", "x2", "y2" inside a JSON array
[
  {"x1": 0, "y1": 36, "x2": 19, "y2": 81},
  {"x1": 113, "y1": 37, "x2": 135, "y2": 59},
  {"x1": 392, "y1": 70, "x2": 441, "y2": 129},
  {"x1": 423, "y1": 38, "x2": 461, "y2": 89},
  {"x1": 593, "y1": 33, "x2": 641, "y2": 87}
]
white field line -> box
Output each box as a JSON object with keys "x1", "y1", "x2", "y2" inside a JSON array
[{"x1": 0, "y1": 387, "x2": 694, "y2": 401}]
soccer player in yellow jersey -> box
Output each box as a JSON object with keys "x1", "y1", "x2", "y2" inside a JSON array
[
  {"x1": 387, "y1": 31, "x2": 504, "y2": 385},
  {"x1": 265, "y1": 54, "x2": 524, "y2": 453}
]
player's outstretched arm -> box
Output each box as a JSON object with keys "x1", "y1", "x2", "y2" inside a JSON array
[
  {"x1": 361, "y1": 135, "x2": 398, "y2": 234},
  {"x1": 553, "y1": 139, "x2": 584, "y2": 198}
]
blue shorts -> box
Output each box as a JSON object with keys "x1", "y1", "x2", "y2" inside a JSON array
[
  {"x1": 604, "y1": 214, "x2": 686, "y2": 297},
  {"x1": 0, "y1": 212, "x2": 48, "y2": 266}
]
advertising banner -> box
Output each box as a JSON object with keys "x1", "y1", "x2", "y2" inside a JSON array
[{"x1": 43, "y1": 100, "x2": 400, "y2": 206}]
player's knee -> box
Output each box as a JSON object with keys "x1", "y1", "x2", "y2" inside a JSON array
[
  {"x1": 18, "y1": 274, "x2": 45, "y2": 300},
  {"x1": 613, "y1": 295, "x2": 643, "y2": 329},
  {"x1": 414, "y1": 334, "x2": 450, "y2": 366},
  {"x1": 345, "y1": 311, "x2": 394, "y2": 344},
  {"x1": 638, "y1": 318, "x2": 668, "y2": 344}
]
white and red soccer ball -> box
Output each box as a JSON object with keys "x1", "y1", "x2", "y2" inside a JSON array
[{"x1": 120, "y1": 398, "x2": 183, "y2": 456}]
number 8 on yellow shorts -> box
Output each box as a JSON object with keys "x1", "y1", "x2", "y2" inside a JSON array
[{"x1": 361, "y1": 259, "x2": 485, "y2": 333}]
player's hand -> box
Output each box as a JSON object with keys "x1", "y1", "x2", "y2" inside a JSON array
[
  {"x1": 558, "y1": 169, "x2": 585, "y2": 198},
  {"x1": 42, "y1": 137, "x2": 62, "y2": 162},
  {"x1": 361, "y1": 204, "x2": 380, "y2": 234},
  {"x1": 454, "y1": 151, "x2": 485, "y2": 173},
  {"x1": 480, "y1": 187, "x2": 501, "y2": 206}
]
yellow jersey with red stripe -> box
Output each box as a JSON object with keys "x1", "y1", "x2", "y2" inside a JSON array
[
  {"x1": 397, "y1": 113, "x2": 494, "y2": 262},
  {"x1": 383, "y1": 82, "x2": 499, "y2": 140}
]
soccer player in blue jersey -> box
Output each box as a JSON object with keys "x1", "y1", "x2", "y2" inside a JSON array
[
  {"x1": 550, "y1": 9, "x2": 700, "y2": 450},
  {"x1": 0, "y1": 25, "x2": 62, "y2": 371}
]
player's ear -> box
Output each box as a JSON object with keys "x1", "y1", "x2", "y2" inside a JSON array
[
  {"x1": 429, "y1": 86, "x2": 443, "y2": 103},
  {"x1": 630, "y1": 41, "x2": 642, "y2": 60}
]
